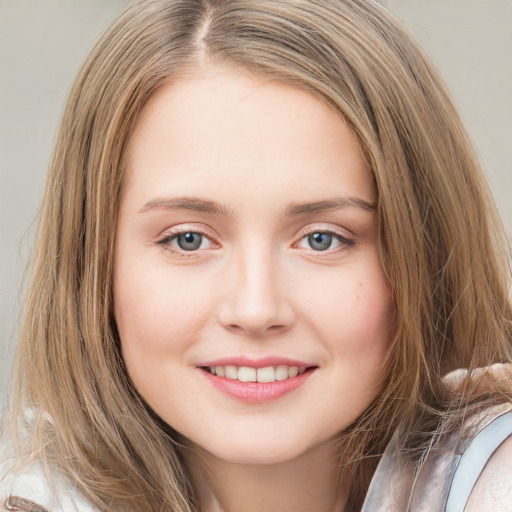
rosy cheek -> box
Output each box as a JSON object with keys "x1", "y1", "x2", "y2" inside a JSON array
[
  {"x1": 325, "y1": 278, "x2": 393, "y2": 354},
  {"x1": 115, "y1": 264, "x2": 217, "y2": 356}
]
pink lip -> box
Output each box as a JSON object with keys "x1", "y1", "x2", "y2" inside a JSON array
[
  {"x1": 201, "y1": 370, "x2": 315, "y2": 403},
  {"x1": 198, "y1": 356, "x2": 314, "y2": 369},
  {"x1": 198, "y1": 356, "x2": 317, "y2": 403}
]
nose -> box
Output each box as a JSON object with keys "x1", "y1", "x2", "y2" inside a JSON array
[{"x1": 217, "y1": 247, "x2": 295, "y2": 336}]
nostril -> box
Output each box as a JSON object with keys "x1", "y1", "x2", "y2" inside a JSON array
[
  {"x1": 267, "y1": 324, "x2": 287, "y2": 332},
  {"x1": 226, "y1": 323, "x2": 288, "y2": 334}
]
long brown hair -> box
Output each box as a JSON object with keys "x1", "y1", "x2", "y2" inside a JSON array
[{"x1": 5, "y1": 0, "x2": 512, "y2": 510}]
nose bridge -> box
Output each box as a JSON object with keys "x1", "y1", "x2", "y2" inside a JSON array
[{"x1": 220, "y1": 241, "x2": 293, "y2": 334}]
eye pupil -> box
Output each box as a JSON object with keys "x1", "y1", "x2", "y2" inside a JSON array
[
  {"x1": 308, "y1": 232, "x2": 332, "y2": 251},
  {"x1": 177, "y1": 232, "x2": 203, "y2": 251}
]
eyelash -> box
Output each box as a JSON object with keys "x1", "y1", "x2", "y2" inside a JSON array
[
  {"x1": 294, "y1": 229, "x2": 355, "y2": 255},
  {"x1": 155, "y1": 227, "x2": 355, "y2": 257},
  {"x1": 156, "y1": 227, "x2": 216, "y2": 257}
]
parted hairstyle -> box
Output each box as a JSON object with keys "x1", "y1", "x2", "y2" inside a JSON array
[{"x1": 5, "y1": 0, "x2": 512, "y2": 510}]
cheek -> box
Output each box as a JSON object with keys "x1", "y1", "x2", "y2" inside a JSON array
[
  {"x1": 113, "y1": 265, "x2": 217, "y2": 409},
  {"x1": 302, "y1": 262, "x2": 394, "y2": 366},
  {"x1": 113, "y1": 262, "x2": 215, "y2": 359}
]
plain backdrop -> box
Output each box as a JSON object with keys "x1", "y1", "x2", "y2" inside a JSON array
[{"x1": 1, "y1": 0, "x2": 511, "y2": 400}]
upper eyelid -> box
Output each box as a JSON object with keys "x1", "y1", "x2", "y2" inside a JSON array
[
  {"x1": 295, "y1": 223, "x2": 355, "y2": 240},
  {"x1": 295, "y1": 231, "x2": 354, "y2": 247},
  {"x1": 157, "y1": 224, "x2": 217, "y2": 241},
  {"x1": 155, "y1": 229, "x2": 218, "y2": 256},
  {"x1": 155, "y1": 229, "x2": 217, "y2": 257},
  {"x1": 292, "y1": 224, "x2": 356, "y2": 253},
  {"x1": 154, "y1": 223, "x2": 354, "y2": 246}
]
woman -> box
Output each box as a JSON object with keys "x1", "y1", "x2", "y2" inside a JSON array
[{"x1": 1, "y1": 0, "x2": 511, "y2": 511}]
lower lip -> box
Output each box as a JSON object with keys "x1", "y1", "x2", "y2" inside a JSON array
[{"x1": 200, "y1": 368, "x2": 315, "y2": 403}]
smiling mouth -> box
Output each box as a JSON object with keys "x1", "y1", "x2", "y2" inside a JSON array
[{"x1": 201, "y1": 365, "x2": 316, "y2": 383}]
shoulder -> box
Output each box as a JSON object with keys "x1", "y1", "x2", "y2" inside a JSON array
[
  {"x1": 445, "y1": 403, "x2": 512, "y2": 512},
  {"x1": 0, "y1": 410, "x2": 100, "y2": 512},
  {"x1": 1, "y1": 496, "x2": 50, "y2": 511},
  {"x1": 0, "y1": 452, "x2": 99, "y2": 512},
  {"x1": 362, "y1": 401, "x2": 512, "y2": 511},
  {"x1": 465, "y1": 434, "x2": 512, "y2": 512}
]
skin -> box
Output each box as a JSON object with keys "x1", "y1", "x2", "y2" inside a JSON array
[{"x1": 114, "y1": 65, "x2": 395, "y2": 512}]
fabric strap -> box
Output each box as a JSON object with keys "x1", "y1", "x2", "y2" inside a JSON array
[{"x1": 444, "y1": 411, "x2": 512, "y2": 511}]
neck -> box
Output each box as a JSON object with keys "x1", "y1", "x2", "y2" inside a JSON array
[{"x1": 183, "y1": 440, "x2": 349, "y2": 512}]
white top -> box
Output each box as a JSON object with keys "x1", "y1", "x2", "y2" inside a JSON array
[{"x1": 0, "y1": 457, "x2": 98, "y2": 512}]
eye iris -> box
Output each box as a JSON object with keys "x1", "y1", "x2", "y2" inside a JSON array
[
  {"x1": 177, "y1": 232, "x2": 203, "y2": 251},
  {"x1": 308, "y1": 232, "x2": 332, "y2": 251}
]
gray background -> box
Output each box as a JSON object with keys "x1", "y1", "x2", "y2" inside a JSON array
[{"x1": 1, "y1": 0, "x2": 511, "y2": 400}]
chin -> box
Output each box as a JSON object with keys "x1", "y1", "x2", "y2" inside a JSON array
[
  {"x1": 212, "y1": 445, "x2": 306, "y2": 466},
  {"x1": 192, "y1": 429, "x2": 326, "y2": 467}
]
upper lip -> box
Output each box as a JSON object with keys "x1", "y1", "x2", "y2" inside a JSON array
[{"x1": 197, "y1": 356, "x2": 317, "y2": 369}]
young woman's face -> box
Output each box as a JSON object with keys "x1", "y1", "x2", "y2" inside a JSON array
[{"x1": 114, "y1": 66, "x2": 394, "y2": 465}]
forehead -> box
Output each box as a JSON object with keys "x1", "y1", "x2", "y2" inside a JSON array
[{"x1": 123, "y1": 65, "x2": 375, "y2": 210}]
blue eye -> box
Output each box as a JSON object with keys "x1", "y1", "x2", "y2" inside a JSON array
[
  {"x1": 296, "y1": 230, "x2": 353, "y2": 252},
  {"x1": 173, "y1": 232, "x2": 205, "y2": 251},
  {"x1": 307, "y1": 232, "x2": 334, "y2": 251},
  {"x1": 156, "y1": 227, "x2": 217, "y2": 256},
  {"x1": 307, "y1": 232, "x2": 339, "y2": 251},
  {"x1": 157, "y1": 231, "x2": 212, "y2": 253}
]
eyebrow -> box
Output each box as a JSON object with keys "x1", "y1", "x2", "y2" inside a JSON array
[
  {"x1": 286, "y1": 197, "x2": 376, "y2": 216},
  {"x1": 139, "y1": 196, "x2": 230, "y2": 215},
  {"x1": 139, "y1": 195, "x2": 375, "y2": 216}
]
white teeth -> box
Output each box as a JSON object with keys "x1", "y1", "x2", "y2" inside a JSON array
[
  {"x1": 288, "y1": 366, "x2": 299, "y2": 378},
  {"x1": 275, "y1": 365, "x2": 289, "y2": 381},
  {"x1": 257, "y1": 366, "x2": 276, "y2": 383},
  {"x1": 207, "y1": 364, "x2": 310, "y2": 382},
  {"x1": 225, "y1": 365, "x2": 238, "y2": 380},
  {"x1": 238, "y1": 367, "x2": 257, "y2": 382}
]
